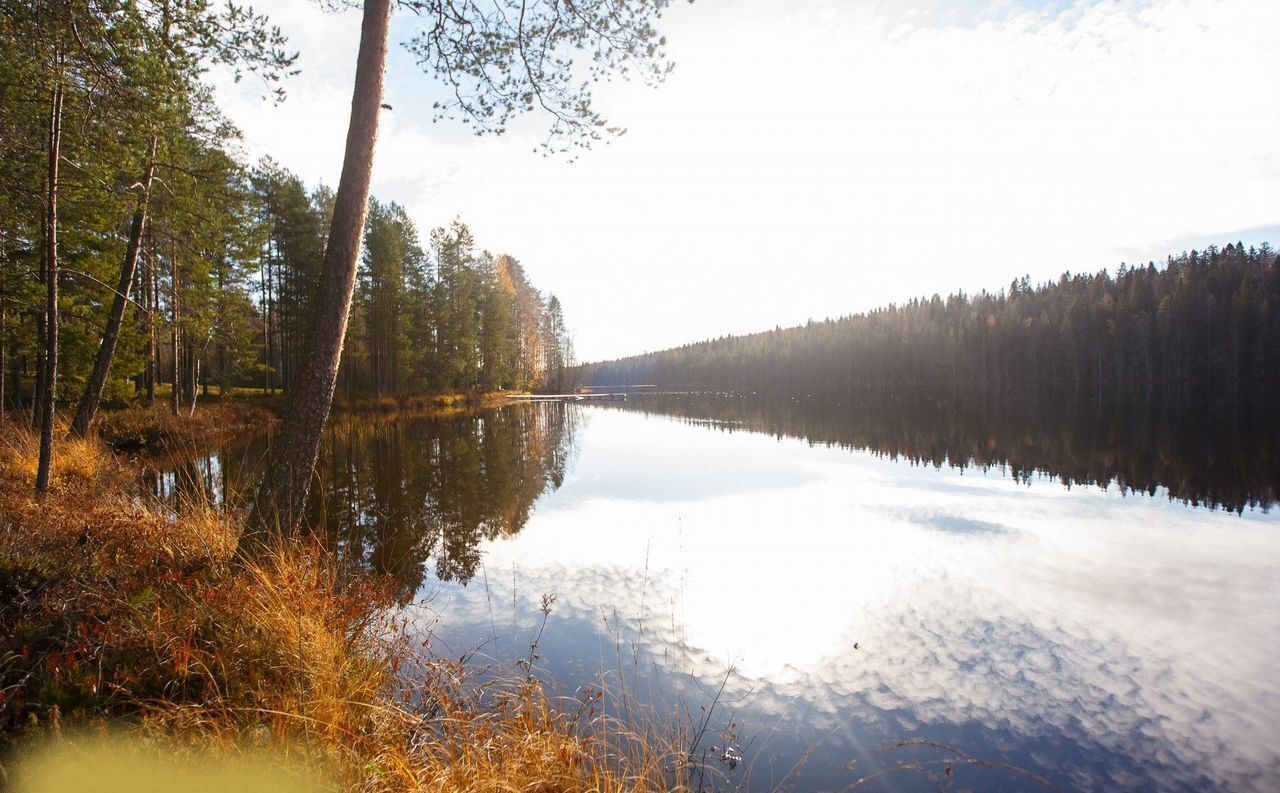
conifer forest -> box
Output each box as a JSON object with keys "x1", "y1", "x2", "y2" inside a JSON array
[
  {"x1": 0, "y1": 0, "x2": 574, "y2": 436},
  {"x1": 582, "y1": 244, "x2": 1280, "y2": 397}
]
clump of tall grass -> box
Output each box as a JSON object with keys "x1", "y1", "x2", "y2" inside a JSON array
[
  {"x1": 0, "y1": 421, "x2": 113, "y2": 489},
  {"x1": 0, "y1": 422, "x2": 695, "y2": 792}
]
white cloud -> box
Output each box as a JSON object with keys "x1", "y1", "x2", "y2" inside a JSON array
[{"x1": 213, "y1": 0, "x2": 1280, "y2": 361}]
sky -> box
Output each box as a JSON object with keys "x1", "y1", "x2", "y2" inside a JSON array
[{"x1": 211, "y1": 0, "x2": 1280, "y2": 363}]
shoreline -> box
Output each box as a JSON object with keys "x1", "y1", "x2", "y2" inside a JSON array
[
  {"x1": 80, "y1": 389, "x2": 525, "y2": 455},
  {"x1": 0, "y1": 401, "x2": 685, "y2": 791}
]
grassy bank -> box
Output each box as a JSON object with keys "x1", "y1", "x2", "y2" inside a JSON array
[
  {"x1": 94, "y1": 400, "x2": 280, "y2": 452},
  {"x1": 0, "y1": 419, "x2": 688, "y2": 791},
  {"x1": 84, "y1": 390, "x2": 523, "y2": 455},
  {"x1": 329, "y1": 391, "x2": 522, "y2": 419}
]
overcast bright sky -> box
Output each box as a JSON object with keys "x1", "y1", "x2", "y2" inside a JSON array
[{"x1": 212, "y1": 0, "x2": 1280, "y2": 362}]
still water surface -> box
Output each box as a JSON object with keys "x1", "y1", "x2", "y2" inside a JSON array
[{"x1": 154, "y1": 394, "x2": 1280, "y2": 792}]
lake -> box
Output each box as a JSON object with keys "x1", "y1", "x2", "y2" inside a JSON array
[{"x1": 150, "y1": 392, "x2": 1280, "y2": 792}]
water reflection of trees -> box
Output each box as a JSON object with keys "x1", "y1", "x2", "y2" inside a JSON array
[
  {"x1": 606, "y1": 390, "x2": 1279, "y2": 513},
  {"x1": 149, "y1": 403, "x2": 578, "y2": 596}
]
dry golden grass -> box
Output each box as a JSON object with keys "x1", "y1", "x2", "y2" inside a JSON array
[
  {"x1": 0, "y1": 421, "x2": 693, "y2": 793},
  {"x1": 330, "y1": 392, "x2": 520, "y2": 420},
  {"x1": 0, "y1": 422, "x2": 113, "y2": 487},
  {"x1": 94, "y1": 401, "x2": 278, "y2": 452}
]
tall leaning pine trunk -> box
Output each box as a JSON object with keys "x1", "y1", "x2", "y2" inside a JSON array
[
  {"x1": 254, "y1": 0, "x2": 392, "y2": 532},
  {"x1": 71, "y1": 136, "x2": 159, "y2": 437},
  {"x1": 35, "y1": 80, "x2": 64, "y2": 496}
]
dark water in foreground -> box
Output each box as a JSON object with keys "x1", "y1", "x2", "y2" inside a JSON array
[{"x1": 152, "y1": 393, "x2": 1280, "y2": 792}]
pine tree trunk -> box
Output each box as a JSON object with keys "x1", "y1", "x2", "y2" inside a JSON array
[
  {"x1": 260, "y1": 249, "x2": 270, "y2": 394},
  {"x1": 71, "y1": 136, "x2": 158, "y2": 436},
  {"x1": 265, "y1": 242, "x2": 275, "y2": 394},
  {"x1": 254, "y1": 0, "x2": 391, "y2": 532},
  {"x1": 170, "y1": 242, "x2": 180, "y2": 417},
  {"x1": 6, "y1": 342, "x2": 19, "y2": 416},
  {"x1": 189, "y1": 353, "x2": 199, "y2": 415},
  {"x1": 31, "y1": 281, "x2": 45, "y2": 430},
  {"x1": 146, "y1": 232, "x2": 157, "y2": 402},
  {"x1": 217, "y1": 257, "x2": 227, "y2": 395},
  {"x1": 132, "y1": 260, "x2": 145, "y2": 393},
  {"x1": 35, "y1": 81, "x2": 64, "y2": 496}
]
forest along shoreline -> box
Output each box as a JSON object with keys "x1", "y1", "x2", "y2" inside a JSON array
[
  {"x1": 75, "y1": 390, "x2": 520, "y2": 454},
  {"x1": 0, "y1": 395, "x2": 699, "y2": 792}
]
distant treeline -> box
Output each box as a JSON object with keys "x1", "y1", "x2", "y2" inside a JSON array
[
  {"x1": 604, "y1": 391, "x2": 1280, "y2": 513},
  {"x1": 581, "y1": 243, "x2": 1280, "y2": 395}
]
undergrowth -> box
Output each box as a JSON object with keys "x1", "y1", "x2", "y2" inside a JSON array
[
  {"x1": 94, "y1": 400, "x2": 278, "y2": 452},
  {"x1": 0, "y1": 419, "x2": 697, "y2": 791},
  {"x1": 329, "y1": 392, "x2": 519, "y2": 419}
]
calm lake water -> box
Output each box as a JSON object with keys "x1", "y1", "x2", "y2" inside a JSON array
[{"x1": 152, "y1": 393, "x2": 1280, "y2": 792}]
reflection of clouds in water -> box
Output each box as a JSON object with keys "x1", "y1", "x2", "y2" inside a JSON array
[
  {"x1": 876, "y1": 506, "x2": 1013, "y2": 536},
  {"x1": 853, "y1": 586, "x2": 1272, "y2": 792},
  {"x1": 420, "y1": 561, "x2": 1277, "y2": 792},
  {"x1": 409, "y1": 409, "x2": 1280, "y2": 792}
]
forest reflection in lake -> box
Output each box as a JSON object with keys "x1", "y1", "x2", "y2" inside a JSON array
[
  {"x1": 604, "y1": 388, "x2": 1280, "y2": 513},
  {"x1": 147, "y1": 403, "x2": 578, "y2": 598},
  {"x1": 151, "y1": 393, "x2": 1280, "y2": 792}
]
